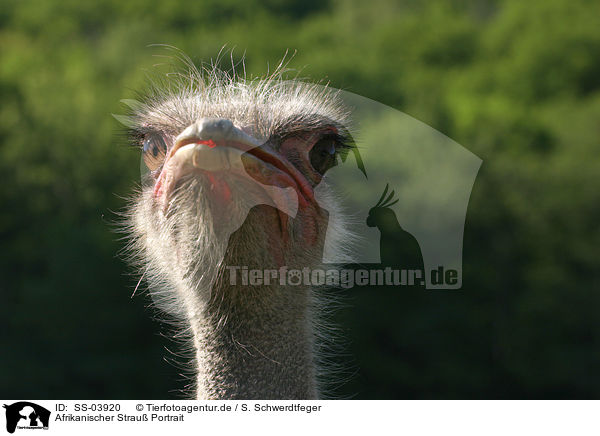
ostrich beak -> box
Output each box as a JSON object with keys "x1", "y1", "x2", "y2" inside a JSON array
[{"x1": 154, "y1": 118, "x2": 314, "y2": 213}]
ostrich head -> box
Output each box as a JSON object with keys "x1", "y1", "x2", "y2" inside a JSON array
[{"x1": 122, "y1": 60, "x2": 355, "y2": 399}]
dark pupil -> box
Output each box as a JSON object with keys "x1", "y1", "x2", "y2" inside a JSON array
[
  {"x1": 143, "y1": 136, "x2": 165, "y2": 158},
  {"x1": 310, "y1": 139, "x2": 337, "y2": 175}
]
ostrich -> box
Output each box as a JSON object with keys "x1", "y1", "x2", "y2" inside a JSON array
[{"x1": 122, "y1": 59, "x2": 354, "y2": 399}]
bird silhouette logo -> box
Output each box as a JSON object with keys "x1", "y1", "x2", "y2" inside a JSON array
[{"x1": 366, "y1": 184, "x2": 424, "y2": 271}]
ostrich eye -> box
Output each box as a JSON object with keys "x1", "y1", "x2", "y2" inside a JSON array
[
  {"x1": 142, "y1": 135, "x2": 167, "y2": 171},
  {"x1": 309, "y1": 137, "x2": 339, "y2": 175}
]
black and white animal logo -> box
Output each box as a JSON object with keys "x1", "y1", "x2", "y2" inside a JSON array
[{"x1": 3, "y1": 402, "x2": 50, "y2": 434}]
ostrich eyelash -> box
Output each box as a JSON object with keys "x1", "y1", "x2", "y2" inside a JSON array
[
  {"x1": 325, "y1": 133, "x2": 355, "y2": 150},
  {"x1": 280, "y1": 131, "x2": 355, "y2": 151}
]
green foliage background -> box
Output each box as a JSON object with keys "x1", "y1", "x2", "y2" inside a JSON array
[{"x1": 1, "y1": 0, "x2": 599, "y2": 398}]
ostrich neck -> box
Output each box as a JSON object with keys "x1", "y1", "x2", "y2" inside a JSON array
[{"x1": 187, "y1": 280, "x2": 318, "y2": 400}]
